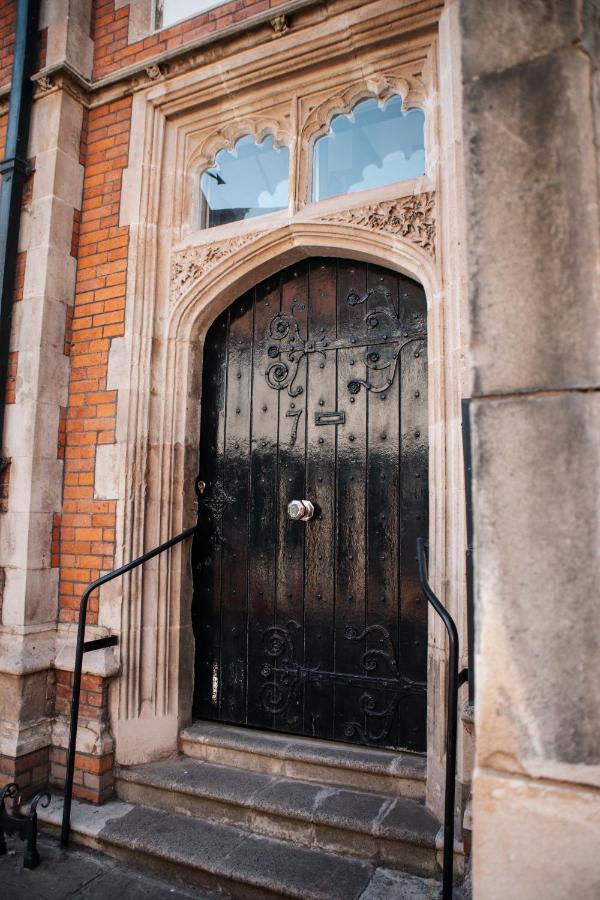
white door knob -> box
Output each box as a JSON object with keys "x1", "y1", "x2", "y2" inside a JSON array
[{"x1": 287, "y1": 500, "x2": 315, "y2": 522}]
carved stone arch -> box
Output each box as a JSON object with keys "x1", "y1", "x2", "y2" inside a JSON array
[
  {"x1": 187, "y1": 116, "x2": 293, "y2": 174},
  {"x1": 298, "y1": 73, "x2": 427, "y2": 203},
  {"x1": 169, "y1": 221, "x2": 439, "y2": 344},
  {"x1": 170, "y1": 193, "x2": 436, "y2": 316}
]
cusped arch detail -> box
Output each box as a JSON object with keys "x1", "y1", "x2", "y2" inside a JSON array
[
  {"x1": 187, "y1": 116, "x2": 293, "y2": 174},
  {"x1": 300, "y1": 73, "x2": 426, "y2": 150},
  {"x1": 169, "y1": 220, "x2": 438, "y2": 345}
]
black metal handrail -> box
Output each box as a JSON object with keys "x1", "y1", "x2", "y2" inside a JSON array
[
  {"x1": 416, "y1": 537, "x2": 465, "y2": 900},
  {"x1": 60, "y1": 525, "x2": 196, "y2": 849}
]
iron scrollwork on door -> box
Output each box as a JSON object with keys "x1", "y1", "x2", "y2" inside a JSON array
[
  {"x1": 264, "y1": 294, "x2": 426, "y2": 400},
  {"x1": 258, "y1": 620, "x2": 426, "y2": 744},
  {"x1": 345, "y1": 284, "x2": 427, "y2": 395}
]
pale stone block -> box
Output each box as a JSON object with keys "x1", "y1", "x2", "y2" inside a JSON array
[
  {"x1": 56, "y1": 91, "x2": 85, "y2": 160},
  {"x1": 122, "y1": 0, "x2": 155, "y2": 45},
  {"x1": 46, "y1": 17, "x2": 94, "y2": 79},
  {"x1": 23, "y1": 244, "x2": 77, "y2": 302},
  {"x1": 94, "y1": 444, "x2": 121, "y2": 501},
  {"x1": 0, "y1": 716, "x2": 53, "y2": 758},
  {"x1": 473, "y1": 392, "x2": 600, "y2": 786},
  {"x1": 42, "y1": 0, "x2": 92, "y2": 36},
  {"x1": 2, "y1": 400, "x2": 60, "y2": 464},
  {"x1": 32, "y1": 148, "x2": 84, "y2": 210},
  {"x1": 114, "y1": 714, "x2": 180, "y2": 765},
  {"x1": 0, "y1": 671, "x2": 48, "y2": 722},
  {"x1": 11, "y1": 295, "x2": 67, "y2": 355},
  {"x1": 0, "y1": 627, "x2": 55, "y2": 676},
  {"x1": 16, "y1": 348, "x2": 69, "y2": 406},
  {"x1": 28, "y1": 194, "x2": 76, "y2": 255},
  {"x1": 473, "y1": 769, "x2": 600, "y2": 900},
  {"x1": 106, "y1": 336, "x2": 129, "y2": 390},
  {"x1": 1, "y1": 512, "x2": 54, "y2": 571},
  {"x1": 55, "y1": 624, "x2": 119, "y2": 679},
  {"x1": 8, "y1": 455, "x2": 63, "y2": 514},
  {"x1": 28, "y1": 92, "x2": 63, "y2": 156},
  {"x1": 460, "y1": 0, "x2": 584, "y2": 80},
  {"x1": 52, "y1": 715, "x2": 114, "y2": 757},
  {"x1": 1, "y1": 566, "x2": 59, "y2": 628},
  {"x1": 463, "y1": 50, "x2": 600, "y2": 394}
]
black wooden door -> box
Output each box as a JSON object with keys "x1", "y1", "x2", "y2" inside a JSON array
[{"x1": 192, "y1": 258, "x2": 428, "y2": 751}]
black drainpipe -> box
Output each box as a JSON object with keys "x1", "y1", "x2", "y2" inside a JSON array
[{"x1": 0, "y1": 0, "x2": 40, "y2": 462}]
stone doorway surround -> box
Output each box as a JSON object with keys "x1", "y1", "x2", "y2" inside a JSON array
[{"x1": 54, "y1": 0, "x2": 471, "y2": 826}]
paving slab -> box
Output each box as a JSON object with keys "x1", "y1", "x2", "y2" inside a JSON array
[{"x1": 0, "y1": 832, "x2": 215, "y2": 899}]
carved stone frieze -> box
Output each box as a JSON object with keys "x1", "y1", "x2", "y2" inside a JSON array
[
  {"x1": 170, "y1": 234, "x2": 256, "y2": 304},
  {"x1": 318, "y1": 192, "x2": 436, "y2": 257}
]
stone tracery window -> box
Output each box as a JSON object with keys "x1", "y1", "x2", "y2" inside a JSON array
[
  {"x1": 199, "y1": 134, "x2": 290, "y2": 229},
  {"x1": 312, "y1": 95, "x2": 425, "y2": 202}
]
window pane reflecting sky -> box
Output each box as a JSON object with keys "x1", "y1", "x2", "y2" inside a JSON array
[
  {"x1": 161, "y1": 0, "x2": 228, "y2": 28},
  {"x1": 313, "y1": 96, "x2": 425, "y2": 202},
  {"x1": 200, "y1": 135, "x2": 289, "y2": 228}
]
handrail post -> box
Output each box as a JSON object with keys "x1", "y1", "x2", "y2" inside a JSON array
[
  {"x1": 416, "y1": 537, "x2": 460, "y2": 900},
  {"x1": 59, "y1": 525, "x2": 196, "y2": 849},
  {"x1": 60, "y1": 583, "x2": 94, "y2": 849}
]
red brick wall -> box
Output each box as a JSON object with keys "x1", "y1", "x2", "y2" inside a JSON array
[
  {"x1": 92, "y1": 0, "x2": 285, "y2": 78},
  {"x1": 52, "y1": 671, "x2": 114, "y2": 802},
  {"x1": 0, "y1": 0, "x2": 16, "y2": 90},
  {"x1": 57, "y1": 96, "x2": 131, "y2": 625}
]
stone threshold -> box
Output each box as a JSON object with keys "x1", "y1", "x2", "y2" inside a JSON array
[
  {"x1": 180, "y1": 721, "x2": 427, "y2": 799},
  {"x1": 115, "y1": 754, "x2": 439, "y2": 871},
  {"x1": 38, "y1": 793, "x2": 445, "y2": 900}
]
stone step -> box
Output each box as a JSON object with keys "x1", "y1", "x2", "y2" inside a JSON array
[
  {"x1": 39, "y1": 794, "x2": 443, "y2": 900},
  {"x1": 115, "y1": 755, "x2": 439, "y2": 874},
  {"x1": 180, "y1": 722, "x2": 426, "y2": 800}
]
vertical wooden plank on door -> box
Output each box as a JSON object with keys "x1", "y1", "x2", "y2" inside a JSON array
[
  {"x1": 333, "y1": 259, "x2": 368, "y2": 742},
  {"x1": 398, "y1": 274, "x2": 428, "y2": 751},
  {"x1": 365, "y1": 264, "x2": 401, "y2": 747},
  {"x1": 193, "y1": 308, "x2": 228, "y2": 720},
  {"x1": 219, "y1": 291, "x2": 254, "y2": 725},
  {"x1": 304, "y1": 258, "x2": 337, "y2": 739},
  {"x1": 274, "y1": 263, "x2": 308, "y2": 735},
  {"x1": 247, "y1": 275, "x2": 281, "y2": 729}
]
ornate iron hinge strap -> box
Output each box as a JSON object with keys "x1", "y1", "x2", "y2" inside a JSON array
[
  {"x1": 264, "y1": 297, "x2": 426, "y2": 397},
  {"x1": 258, "y1": 621, "x2": 425, "y2": 743}
]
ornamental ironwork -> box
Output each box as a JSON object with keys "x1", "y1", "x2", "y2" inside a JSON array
[
  {"x1": 258, "y1": 620, "x2": 426, "y2": 744},
  {"x1": 264, "y1": 291, "x2": 426, "y2": 397}
]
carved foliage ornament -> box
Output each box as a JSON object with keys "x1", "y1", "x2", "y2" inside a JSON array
[
  {"x1": 170, "y1": 193, "x2": 435, "y2": 303},
  {"x1": 319, "y1": 193, "x2": 436, "y2": 257},
  {"x1": 171, "y1": 235, "x2": 255, "y2": 304}
]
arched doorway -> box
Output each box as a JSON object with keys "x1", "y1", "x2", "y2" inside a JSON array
[{"x1": 192, "y1": 257, "x2": 428, "y2": 752}]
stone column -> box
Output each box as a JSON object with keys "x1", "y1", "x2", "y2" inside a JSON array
[
  {"x1": 459, "y1": 2, "x2": 600, "y2": 897},
  {"x1": 0, "y1": 0, "x2": 92, "y2": 796}
]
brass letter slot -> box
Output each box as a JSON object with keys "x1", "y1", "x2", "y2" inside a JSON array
[{"x1": 315, "y1": 410, "x2": 346, "y2": 426}]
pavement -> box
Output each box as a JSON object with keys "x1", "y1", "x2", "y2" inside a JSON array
[{"x1": 0, "y1": 831, "x2": 217, "y2": 899}]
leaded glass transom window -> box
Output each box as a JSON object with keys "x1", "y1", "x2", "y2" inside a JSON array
[
  {"x1": 312, "y1": 96, "x2": 425, "y2": 202},
  {"x1": 199, "y1": 135, "x2": 290, "y2": 229}
]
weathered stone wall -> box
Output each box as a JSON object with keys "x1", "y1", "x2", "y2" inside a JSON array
[{"x1": 460, "y1": 1, "x2": 600, "y2": 897}]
